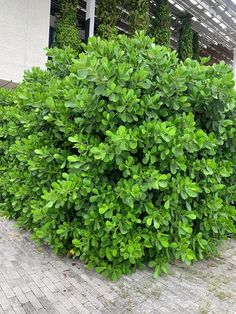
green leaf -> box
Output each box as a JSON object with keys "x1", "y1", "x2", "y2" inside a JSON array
[
  {"x1": 146, "y1": 217, "x2": 152, "y2": 226},
  {"x1": 179, "y1": 96, "x2": 188, "y2": 103},
  {"x1": 185, "y1": 213, "x2": 196, "y2": 220},
  {"x1": 160, "y1": 239, "x2": 169, "y2": 248},
  {"x1": 106, "y1": 247, "x2": 112, "y2": 260},
  {"x1": 34, "y1": 149, "x2": 43, "y2": 155},
  {"x1": 46, "y1": 201, "x2": 54, "y2": 208},
  {"x1": 148, "y1": 261, "x2": 156, "y2": 268},
  {"x1": 72, "y1": 239, "x2": 80, "y2": 247},
  {"x1": 159, "y1": 181, "x2": 167, "y2": 188},
  {"x1": 99, "y1": 206, "x2": 109, "y2": 215},
  {"x1": 112, "y1": 249, "x2": 117, "y2": 256},
  {"x1": 153, "y1": 266, "x2": 161, "y2": 278},
  {"x1": 153, "y1": 220, "x2": 160, "y2": 229},
  {"x1": 164, "y1": 200, "x2": 170, "y2": 209},
  {"x1": 182, "y1": 225, "x2": 193, "y2": 234},
  {"x1": 67, "y1": 155, "x2": 79, "y2": 162},
  {"x1": 130, "y1": 141, "x2": 137, "y2": 149},
  {"x1": 185, "y1": 187, "x2": 198, "y2": 198},
  {"x1": 68, "y1": 136, "x2": 80, "y2": 143}
]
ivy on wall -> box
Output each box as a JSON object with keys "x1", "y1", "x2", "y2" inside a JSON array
[
  {"x1": 127, "y1": 0, "x2": 149, "y2": 35},
  {"x1": 192, "y1": 31, "x2": 200, "y2": 60},
  {"x1": 154, "y1": 0, "x2": 171, "y2": 47},
  {"x1": 54, "y1": 0, "x2": 81, "y2": 55},
  {"x1": 97, "y1": 0, "x2": 120, "y2": 38},
  {"x1": 178, "y1": 16, "x2": 193, "y2": 61}
]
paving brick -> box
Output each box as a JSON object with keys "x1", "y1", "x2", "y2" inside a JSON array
[
  {"x1": 41, "y1": 277, "x2": 57, "y2": 292},
  {"x1": 44, "y1": 270, "x2": 60, "y2": 284},
  {"x1": 0, "y1": 283, "x2": 15, "y2": 298},
  {"x1": 0, "y1": 272, "x2": 6, "y2": 283},
  {"x1": 3, "y1": 306, "x2": 15, "y2": 314},
  {"x1": 12, "y1": 287, "x2": 28, "y2": 305},
  {"x1": 84, "y1": 302, "x2": 102, "y2": 314},
  {"x1": 56, "y1": 291, "x2": 74, "y2": 309},
  {"x1": 80, "y1": 281, "x2": 101, "y2": 299},
  {"x1": 30, "y1": 274, "x2": 45, "y2": 289},
  {"x1": 25, "y1": 291, "x2": 43, "y2": 310},
  {"x1": 38, "y1": 297, "x2": 59, "y2": 314},
  {"x1": 27, "y1": 282, "x2": 44, "y2": 298},
  {"x1": 52, "y1": 301, "x2": 71, "y2": 314},
  {"x1": 0, "y1": 291, "x2": 10, "y2": 311},
  {"x1": 20, "y1": 263, "x2": 35, "y2": 276},
  {"x1": 14, "y1": 266, "x2": 31, "y2": 283},
  {"x1": 20, "y1": 284, "x2": 32, "y2": 294},
  {"x1": 22, "y1": 301, "x2": 37, "y2": 314},
  {"x1": 9, "y1": 297, "x2": 26, "y2": 314},
  {"x1": 41, "y1": 285, "x2": 59, "y2": 304},
  {"x1": 54, "y1": 281, "x2": 68, "y2": 293},
  {"x1": 86, "y1": 294, "x2": 104, "y2": 310},
  {"x1": 68, "y1": 296, "x2": 90, "y2": 314}
]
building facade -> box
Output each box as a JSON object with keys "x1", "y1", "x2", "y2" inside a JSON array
[{"x1": 0, "y1": 0, "x2": 51, "y2": 87}]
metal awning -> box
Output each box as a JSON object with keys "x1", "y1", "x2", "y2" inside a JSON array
[{"x1": 166, "y1": 0, "x2": 236, "y2": 64}]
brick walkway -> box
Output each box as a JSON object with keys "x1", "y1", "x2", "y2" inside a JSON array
[{"x1": 0, "y1": 217, "x2": 236, "y2": 314}]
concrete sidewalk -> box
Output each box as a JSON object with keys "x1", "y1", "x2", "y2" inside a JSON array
[{"x1": 0, "y1": 216, "x2": 235, "y2": 314}]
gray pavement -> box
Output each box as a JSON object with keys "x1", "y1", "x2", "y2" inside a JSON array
[{"x1": 0, "y1": 216, "x2": 236, "y2": 314}]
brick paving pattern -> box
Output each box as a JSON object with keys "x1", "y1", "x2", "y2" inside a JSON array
[{"x1": 0, "y1": 216, "x2": 236, "y2": 314}]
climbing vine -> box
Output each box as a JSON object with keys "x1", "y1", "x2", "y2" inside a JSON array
[
  {"x1": 178, "y1": 16, "x2": 193, "y2": 61},
  {"x1": 192, "y1": 31, "x2": 200, "y2": 60},
  {"x1": 96, "y1": 0, "x2": 120, "y2": 38},
  {"x1": 127, "y1": 0, "x2": 149, "y2": 35},
  {"x1": 54, "y1": 0, "x2": 81, "y2": 56},
  {"x1": 154, "y1": 0, "x2": 171, "y2": 47}
]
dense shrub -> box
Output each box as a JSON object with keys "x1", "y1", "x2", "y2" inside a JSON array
[{"x1": 0, "y1": 33, "x2": 235, "y2": 280}]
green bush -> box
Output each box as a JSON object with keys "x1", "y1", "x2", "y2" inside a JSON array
[
  {"x1": 54, "y1": 0, "x2": 81, "y2": 56},
  {"x1": 0, "y1": 33, "x2": 235, "y2": 280}
]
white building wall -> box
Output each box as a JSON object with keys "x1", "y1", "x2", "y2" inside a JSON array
[{"x1": 0, "y1": 0, "x2": 51, "y2": 84}]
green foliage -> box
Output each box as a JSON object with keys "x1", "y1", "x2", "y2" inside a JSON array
[
  {"x1": 127, "y1": 0, "x2": 149, "y2": 35},
  {"x1": 193, "y1": 31, "x2": 200, "y2": 60},
  {"x1": 0, "y1": 33, "x2": 236, "y2": 281},
  {"x1": 54, "y1": 0, "x2": 81, "y2": 56},
  {"x1": 178, "y1": 16, "x2": 193, "y2": 61},
  {"x1": 97, "y1": 0, "x2": 120, "y2": 38},
  {"x1": 154, "y1": 0, "x2": 171, "y2": 47}
]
